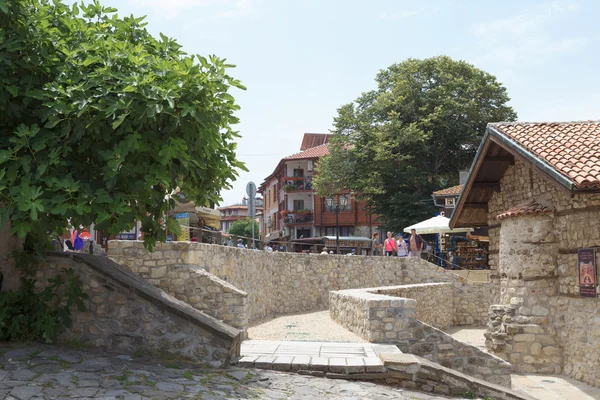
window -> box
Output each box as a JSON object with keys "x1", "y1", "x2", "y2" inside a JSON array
[
  {"x1": 445, "y1": 197, "x2": 456, "y2": 208},
  {"x1": 324, "y1": 197, "x2": 352, "y2": 212},
  {"x1": 325, "y1": 227, "x2": 354, "y2": 236},
  {"x1": 293, "y1": 168, "x2": 304, "y2": 178},
  {"x1": 293, "y1": 200, "x2": 304, "y2": 211},
  {"x1": 272, "y1": 186, "x2": 276, "y2": 203},
  {"x1": 297, "y1": 228, "x2": 311, "y2": 239}
]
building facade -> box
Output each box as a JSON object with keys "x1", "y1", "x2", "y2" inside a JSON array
[
  {"x1": 218, "y1": 198, "x2": 263, "y2": 232},
  {"x1": 259, "y1": 133, "x2": 379, "y2": 247},
  {"x1": 451, "y1": 121, "x2": 600, "y2": 388}
]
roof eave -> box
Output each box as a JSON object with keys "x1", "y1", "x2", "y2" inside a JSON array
[
  {"x1": 487, "y1": 126, "x2": 576, "y2": 192},
  {"x1": 450, "y1": 130, "x2": 491, "y2": 229}
]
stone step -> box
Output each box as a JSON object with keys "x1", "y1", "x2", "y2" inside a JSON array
[{"x1": 235, "y1": 340, "x2": 401, "y2": 378}]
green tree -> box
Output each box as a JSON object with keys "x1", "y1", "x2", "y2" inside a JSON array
[
  {"x1": 315, "y1": 56, "x2": 517, "y2": 231},
  {"x1": 0, "y1": 0, "x2": 246, "y2": 249},
  {"x1": 227, "y1": 218, "x2": 259, "y2": 245}
]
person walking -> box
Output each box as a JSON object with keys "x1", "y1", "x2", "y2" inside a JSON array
[
  {"x1": 397, "y1": 234, "x2": 408, "y2": 257},
  {"x1": 384, "y1": 231, "x2": 398, "y2": 256},
  {"x1": 372, "y1": 232, "x2": 382, "y2": 256},
  {"x1": 408, "y1": 228, "x2": 424, "y2": 258}
]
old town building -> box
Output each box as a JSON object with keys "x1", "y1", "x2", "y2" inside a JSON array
[
  {"x1": 451, "y1": 121, "x2": 600, "y2": 388},
  {"x1": 218, "y1": 198, "x2": 263, "y2": 232},
  {"x1": 259, "y1": 133, "x2": 379, "y2": 250}
]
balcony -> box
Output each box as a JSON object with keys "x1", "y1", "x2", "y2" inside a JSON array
[
  {"x1": 280, "y1": 210, "x2": 314, "y2": 226},
  {"x1": 282, "y1": 176, "x2": 313, "y2": 192}
]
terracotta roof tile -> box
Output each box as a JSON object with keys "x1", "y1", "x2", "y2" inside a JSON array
[
  {"x1": 284, "y1": 143, "x2": 330, "y2": 160},
  {"x1": 433, "y1": 184, "x2": 464, "y2": 196},
  {"x1": 491, "y1": 121, "x2": 600, "y2": 189},
  {"x1": 496, "y1": 198, "x2": 555, "y2": 221}
]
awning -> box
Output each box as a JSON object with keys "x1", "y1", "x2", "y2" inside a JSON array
[{"x1": 404, "y1": 215, "x2": 473, "y2": 235}]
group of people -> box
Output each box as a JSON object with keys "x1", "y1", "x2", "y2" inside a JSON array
[{"x1": 372, "y1": 228, "x2": 425, "y2": 258}]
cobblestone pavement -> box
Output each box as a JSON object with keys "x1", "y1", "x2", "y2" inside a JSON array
[{"x1": 0, "y1": 343, "x2": 456, "y2": 399}]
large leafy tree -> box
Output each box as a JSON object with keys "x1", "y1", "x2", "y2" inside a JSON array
[
  {"x1": 315, "y1": 56, "x2": 517, "y2": 231},
  {"x1": 227, "y1": 218, "x2": 259, "y2": 245},
  {"x1": 0, "y1": 0, "x2": 246, "y2": 248}
]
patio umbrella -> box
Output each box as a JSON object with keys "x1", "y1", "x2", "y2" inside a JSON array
[{"x1": 403, "y1": 215, "x2": 473, "y2": 235}]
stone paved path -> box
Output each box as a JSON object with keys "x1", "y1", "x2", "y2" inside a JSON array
[
  {"x1": 248, "y1": 311, "x2": 366, "y2": 342},
  {"x1": 0, "y1": 343, "x2": 457, "y2": 399}
]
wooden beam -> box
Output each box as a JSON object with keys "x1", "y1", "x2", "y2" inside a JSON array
[
  {"x1": 483, "y1": 156, "x2": 514, "y2": 164},
  {"x1": 464, "y1": 203, "x2": 488, "y2": 209},
  {"x1": 471, "y1": 182, "x2": 500, "y2": 191}
]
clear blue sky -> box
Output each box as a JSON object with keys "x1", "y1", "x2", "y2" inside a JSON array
[{"x1": 70, "y1": 0, "x2": 600, "y2": 205}]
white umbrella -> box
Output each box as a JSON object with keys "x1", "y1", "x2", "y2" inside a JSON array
[{"x1": 403, "y1": 215, "x2": 472, "y2": 235}]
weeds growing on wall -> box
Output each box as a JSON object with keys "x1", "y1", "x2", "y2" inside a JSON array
[{"x1": 0, "y1": 234, "x2": 88, "y2": 343}]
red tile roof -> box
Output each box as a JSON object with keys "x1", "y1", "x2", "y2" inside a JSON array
[
  {"x1": 490, "y1": 121, "x2": 600, "y2": 189},
  {"x1": 284, "y1": 143, "x2": 330, "y2": 160},
  {"x1": 433, "y1": 184, "x2": 463, "y2": 196},
  {"x1": 496, "y1": 198, "x2": 555, "y2": 221}
]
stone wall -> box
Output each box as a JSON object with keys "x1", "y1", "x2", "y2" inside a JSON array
[
  {"x1": 33, "y1": 253, "x2": 242, "y2": 367},
  {"x1": 0, "y1": 219, "x2": 22, "y2": 291},
  {"x1": 375, "y1": 284, "x2": 454, "y2": 330},
  {"x1": 329, "y1": 286, "x2": 511, "y2": 387},
  {"x1": 485, "y1": 159, "x2": 600, "y2": 387},
  {"x1": 123, "y1": 260, "x2": 248, "y2": 331},
  {"x1": 108, "y1": 240, "x2": 492, "y2": 326}
]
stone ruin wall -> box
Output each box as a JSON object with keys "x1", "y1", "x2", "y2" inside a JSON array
[
  {"x1": 32, "y1": 254, "x2": 241, "y2": 367},
  {"x1": 486, "y1": 159, "x2": 600, "y2": 387},
  {"x1": 375, "y1": 284, "x2": 454, "y2": 330},
  {"x1": 330, "y1": 285, "x2": 511, "y2": 387},
  {"x1": 109, "y1": 241, "x2": 492, "y2": 327},
  {"x1": 112, "y1": 256, "x2": 248, "y2": 331},
  {"x1": 0, "y1": 219, "x2": 22, "y2": 292}
]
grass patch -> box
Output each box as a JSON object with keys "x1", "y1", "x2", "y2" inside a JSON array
[
  {"x1": 183, "y1": 371, "x2": 194, "y2": 380},
  {"x1": 59, "y1": 360, "x2": 71, "y2": 369},
  {"x1": 132, "y1": 347, "x2": 145, "y2": 358},
  {"x1": 28, "y1": 350, "x2": 43, "y2": 358},
  {"x1": 164, "y1": 363, "x2": 182, "y2": 369},
  {"x1": 62, "y1": 338, "x2": 85, "y2": 349},
  {"x1": 72, "y1": 375, "x2": 80, "y2": 386},
  {"x1": 116, "y1": 370, "x2": 131, "y2": 383}
]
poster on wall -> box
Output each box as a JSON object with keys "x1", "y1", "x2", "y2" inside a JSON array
[
  {"x1": 578, "y1": 248, "x2": 597, "y2": 298},
  {"x1": 175, "y1": 213, "x2": 190, "y2": 241}
]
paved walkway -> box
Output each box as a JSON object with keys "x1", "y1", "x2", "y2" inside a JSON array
[
  {"x1": 239, "y1": 340, "x2": 399, "y2": 374},
  {"x1": 447, "y1": 327, "x2": 600, "y2": 400},
  {"x1": 0, "y1": 343, "x2": 455, "y2": 399},
  {"x1": 248, "y1": 310, "x2": 366, "y2": 342},
  {"x1": 251, "y1": 311, "x2": 600, "y2": 400}
]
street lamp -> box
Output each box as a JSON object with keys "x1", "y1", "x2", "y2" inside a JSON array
[{"x1": 326, "y1": 194, "x2": 348, "y2": 254}]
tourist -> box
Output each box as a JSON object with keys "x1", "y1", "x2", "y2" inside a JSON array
[
  {"x1": 397, "y1": 234, "x2": 408, "y2": 257},
  {"x1": 265, "y1": 244, "x2": 273, "y2": 252},
  {"x1": 320, "y1": 246, "x2": 329, "y2": 255},
  {"x1": 384, "y1": 231, "x2": 397, "y2": 256},
  {"x1": 372, "y1": 232, "x2": 382, "y2": 256},
  {"x1": 237, "y1": 239, "x2": 245, "y2": 249},
  {"x1": 408, "y1": 228, "x2": 424, "y2": 258}
]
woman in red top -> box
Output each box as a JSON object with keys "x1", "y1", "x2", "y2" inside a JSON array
[{"x1": 384, "y1": 231, "x2": 398, "y2": 256}]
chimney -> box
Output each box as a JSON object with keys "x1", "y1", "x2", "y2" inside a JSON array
[{"x1": 459, "y1": 170, "x2": 469, "y2": 185}]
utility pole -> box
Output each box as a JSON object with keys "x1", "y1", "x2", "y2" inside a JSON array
[{"x1": 246, "y1": 182, "x2": 257, "y2": 249}]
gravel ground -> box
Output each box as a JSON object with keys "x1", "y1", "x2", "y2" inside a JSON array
[{"x1": 248, "y1": 310, "x2": 367, "y2": 342}]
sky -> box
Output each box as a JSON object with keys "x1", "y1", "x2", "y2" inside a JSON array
[{"x1": 69, "y1": 0, "x2": 600, "y2": 205}]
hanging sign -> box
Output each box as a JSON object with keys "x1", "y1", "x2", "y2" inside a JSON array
[
  {"x1": 578, "y1": 248, "x2": 597, "y2": 298},
  {"x1": 175, "y1": 213, "x2": 190, "y2": 241}
]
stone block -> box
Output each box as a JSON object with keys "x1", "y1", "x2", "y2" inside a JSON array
[
  {"x1": 513, "y1": 334, "x2": 535, "y2": 342},
  {"x1": 531, "y1": 306, "x2": 550, "y2": 316}
]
